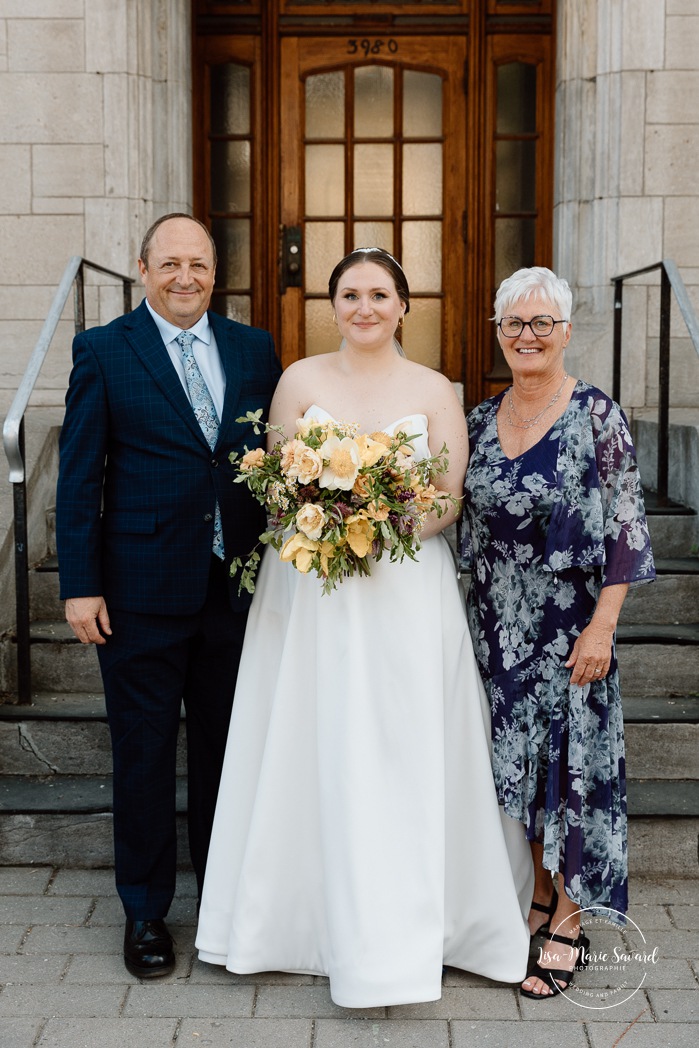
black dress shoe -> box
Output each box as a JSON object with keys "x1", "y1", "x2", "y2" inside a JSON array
[{"x1": 124, "y1": 918, "x2": 175, "y2": 978}]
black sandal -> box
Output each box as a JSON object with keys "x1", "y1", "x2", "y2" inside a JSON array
[
  {"x1": 528, "y1": 886, "x2": 558, "y2": 937},
  {"x1": 520, "y1": 929, "x2": 590, "y2": 999}
]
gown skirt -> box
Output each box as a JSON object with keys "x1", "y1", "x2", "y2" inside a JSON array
[{"x1": 196, "y1": 410, "x2": 533, "y2": 1008}]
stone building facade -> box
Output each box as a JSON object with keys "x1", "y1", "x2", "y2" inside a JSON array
[{"x1": 0, "y1": 0, "x2": 697, "y2": 412}]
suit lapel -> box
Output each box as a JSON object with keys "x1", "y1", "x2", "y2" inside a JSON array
[
  {"x1": 210, "y1": 310, "x2": 243, "y2": 449},
  {"x1": 124, "y1": 301, "x2": 211, "y2": 448}
]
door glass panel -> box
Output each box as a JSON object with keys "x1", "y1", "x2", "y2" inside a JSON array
[
  {"x1": 401, "y1": 299, "x2": 441, "y2": 369},
  {"x1": 497, "y1": 62, "x2": 536, "y2": 134},
  {"x1": 353, "y1": 221, "x2": 393, "y2": 251},
  {"x1": 403, "y1": 71, "x2": 442, "y2": 138},
  {"x1": 305, "y1": 222, "x2": 345, "y2": 292},
  {"x1": 354, "y1": 66, "x2": 394, "y2": 138},
  {"x1": 402, "y1": 222, "x2": 442, "y2": 292},
  {"x1": 403, "y1": 144, "x2": 442, "y2": 215},
  {"x1": 494, "y1": 217, "x2": 535, "y2": 285},
  {"x1": 212, "y1": 293, "x2": 251, "y2": 325},
  {"x1": 210, "y1": 63, "x2": 250, "y2": 135},
  {"x1": 211, "y1": 218, "x2": 251, "y2": 288},
  {"x1": 305, "y1": 71, "x2": 345, "y2": 139},
  {"x1": 306, "y1": 145, "x2": 345, "y2": 215},
  {"x1": 305, "y1": 299, "x2": 337, "y2": 357},
  {"x1": 210, "y1": 141, "x2": 251, "y2": 212},
  {"x1": 496, "y1": 140, "x2": 536, "y2": 212},
  {"x1": 354, "y1": 144, "x2": 393, "y2": 215}
]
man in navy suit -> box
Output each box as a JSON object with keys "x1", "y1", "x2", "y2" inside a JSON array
[{"x1": 56, "y1": 214, "x2": 281, "y2": 977}]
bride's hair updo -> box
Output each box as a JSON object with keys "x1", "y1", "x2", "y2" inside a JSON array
[{"x1": 328, "y1": 247, "x2": 411, "y2": 314}]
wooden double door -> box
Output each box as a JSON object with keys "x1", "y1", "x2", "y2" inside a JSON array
[{"x1": 194, "y1": 4, "x2": 555, "y2": 404}]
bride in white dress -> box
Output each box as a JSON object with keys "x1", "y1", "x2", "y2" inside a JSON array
[{"x1": 196, "y1": 248, "x2": 533, "y2": 1007}]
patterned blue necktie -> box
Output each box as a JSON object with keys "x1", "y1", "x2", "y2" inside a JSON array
[{"x1": 176, "y1": 331, "x2": 224, "y2": 560}]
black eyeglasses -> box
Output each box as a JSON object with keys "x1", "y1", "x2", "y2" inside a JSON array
[{"x1": 498, "y1": 315, "x2": 568, "y2": 338}]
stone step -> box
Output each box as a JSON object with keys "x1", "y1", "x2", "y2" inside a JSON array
[
  {"x1": 643, "y1": 491, "x2": 696, "y2": 516},
  {"x1": 616, "y1": 622, "x2": 699, "y2": 696},
  {"x1": 622, "y1": 695, "x2": 699, "y2": 721},
  {"x1": 654, "y1": 557, "x2": 699, "y2": 574},
  {"x1": 4, "y1": 621, "x2": 103, "y2": 693},
  {"x1": 646, "y1": 511, "x2": 699, "y2": 559},
  {"x1": 1, "y1": 693, "x2": 695, "y2": 779},
  {"x1": 0, "y1": 693, "x2": 187, "y2": 776},
  {"x1": 0, "y1": 775, "x2": 695, "y2": 874},
  {"x1": 617, "y1": 644, "x2": 699, "y2": 697},
  {"x1": 620, "y1": 570, "x2": 699, "y2": 624},
  {"x1": 18, "y1": 622, "x2": 694, "y2": 696},
  {"x1": 625, "y1": 722, "x2": 698, "y2": 779},
  {"x1": 18, "y1": 549, "x2": 699, "y2": 655},
  {"x1": 0, "y1": 776, "x2": 190, "y2": 868},
  {"x1": 616, "y1": 622, "x2": 699, "y2": 643}
]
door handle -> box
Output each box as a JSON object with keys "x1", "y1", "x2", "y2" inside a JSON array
[{"x1": 281, "y1": 225, "x2": 303, "y2": 290}]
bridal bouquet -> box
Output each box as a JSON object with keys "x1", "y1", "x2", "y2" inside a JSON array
[{"x1": 229, "y1": 410, "x2": 456, "y2": 595}]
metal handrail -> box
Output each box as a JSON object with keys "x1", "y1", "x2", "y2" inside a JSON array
[
  {"x1": 611, "y1": 259, "x2": 699, "y2": 507},
  {"x1": 3, "y1": 257, "x2": 134, "y2": 703}
]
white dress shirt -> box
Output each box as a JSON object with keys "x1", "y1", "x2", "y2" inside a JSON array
[{"x1": 145, "y1": 299, "x2": 226, "y2": 421}]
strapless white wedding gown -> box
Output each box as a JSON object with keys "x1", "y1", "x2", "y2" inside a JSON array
[{"x1": 196, "y1": 406, "x2": 533, "y2": 1008}]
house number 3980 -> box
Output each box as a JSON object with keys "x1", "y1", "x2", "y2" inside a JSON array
[{"x1": 346, "y1": 39, "x2": 399, "y2": 56}]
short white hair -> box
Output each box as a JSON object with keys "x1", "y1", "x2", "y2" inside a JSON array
[{"x1": 493, "y1": 267, "x2": 572, "y2": 326}]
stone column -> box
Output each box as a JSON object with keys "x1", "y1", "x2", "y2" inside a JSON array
[
  {"x1": 85, "y1": 0, "x2": 192, "y2": 290},
  {"x1": 0, "y1": 0, "x2": 193, "y2": 386},
  {"x1": 555, "y1": 0, "x2": 699, "y2": 410}
]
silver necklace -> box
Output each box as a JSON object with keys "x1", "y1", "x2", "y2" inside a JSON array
[{"x1": 506, "y1": 373, "x2": 569, "y2": 429}]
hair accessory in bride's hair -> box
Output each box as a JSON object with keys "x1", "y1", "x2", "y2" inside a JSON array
[{"x1": 353, "y1": 246, "x2": 406, "y2": 276}]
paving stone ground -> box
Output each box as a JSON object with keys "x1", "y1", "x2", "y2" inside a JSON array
[{"x1": 0, "y1": 869, "x2": 697, "y2": 1048}]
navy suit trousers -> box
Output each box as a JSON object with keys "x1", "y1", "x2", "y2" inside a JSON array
[{"x1": 97, "y1": 555, "x2": 248, "y2": 919}]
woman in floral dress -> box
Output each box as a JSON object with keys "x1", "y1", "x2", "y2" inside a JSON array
[{"x1": 461, "y1": 267, "x2": 655, "y2": 999}]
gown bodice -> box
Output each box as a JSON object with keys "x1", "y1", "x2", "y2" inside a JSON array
[{"x1": 303, "y1": 404, "x2": 431, "y2": 461}]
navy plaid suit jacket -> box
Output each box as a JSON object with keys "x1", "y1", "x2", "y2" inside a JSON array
[{"x1": 56, "y1": 300, "x2": 281, "y2": 614}]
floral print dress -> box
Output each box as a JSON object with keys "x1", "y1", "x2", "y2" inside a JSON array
[{"x1": 461, "y1": 381, "x2": 655, "y2": 919}]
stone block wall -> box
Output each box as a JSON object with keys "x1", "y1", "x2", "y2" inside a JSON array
[
  {"x1": 0, "y1": 0, "x2": 697, "y2": 411},
  {"x1": 0, "y1": 0, "x2": 191, "y2": 404},
  {"x1": 556, "y1": 0, "x2": 699, "y2": 411}
]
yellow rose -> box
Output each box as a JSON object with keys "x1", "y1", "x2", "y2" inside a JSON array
[
  {"x1": 352, "y1": 473, "x2": 373, "y2": 499},
  {"x1": 319, "y1": 539, "x2": 338, "y2": 577},
  {"x1": 239, "y1": 447, "x2": 265, "y2": 471},
  {"x1": 413, "y1": 483, "x2": 440, "y2": 510},
  {"x1": 294, "y1": 446, "x2": 323, "y2": 485},
  {"x1": 279, "y1": 532, "x2": 319, "y2": 573},
  {"x1": 369, "y1": 431, "x2": 393, "y2": 448},
  {"x1": 355, "y1": 433, "x2": 388, "y2": 468},
  {"x1": 366, "y1": 499, "x2": 390, "y2": 522},
  {"x1": 345, "y1": 513, "x2": 376, "y2": 558},
  {"x1": 280, "y1": 438, "x2": 305, "y2": 472},
  {"x1": 296, "y1": 502, "x2": 326, "y2": 541},
  {"x1": 280, "y1": 440, "x2": 323, "y2": 483},
  {"x1": 295, "y1": 546, "x2": 316, "y2": 573}
]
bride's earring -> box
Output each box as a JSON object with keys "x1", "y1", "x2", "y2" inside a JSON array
[
  {"x1": 332, "y1": 313, "x2": 337, "y2": 325},
  {"x1": 398, "y1": 315, "x2": 404, "y2": 328}
]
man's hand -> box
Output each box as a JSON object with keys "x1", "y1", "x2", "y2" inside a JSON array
[{"x1": 65, "y1": 596, "x2": 112, "y2": 645}]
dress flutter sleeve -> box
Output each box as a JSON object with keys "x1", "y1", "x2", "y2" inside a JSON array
[{"x1": 590, "y1": 395, "x2": 656, "y2": 588}]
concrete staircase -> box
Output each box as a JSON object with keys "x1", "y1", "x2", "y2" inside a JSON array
[
  {"x1": 0, "y1": 510, "x2": 190, "y2": 866},
  {"x1": 0, "y1": 498, "x2": 697, "y2": 876}
]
